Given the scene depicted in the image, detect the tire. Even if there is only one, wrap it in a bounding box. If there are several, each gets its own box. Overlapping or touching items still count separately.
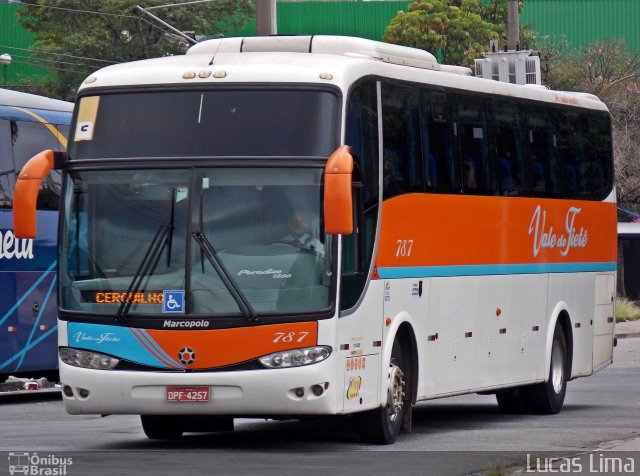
[357,339,406,444]
[496,387,529,414]
[141,415,184,440]
[525,324,568,414]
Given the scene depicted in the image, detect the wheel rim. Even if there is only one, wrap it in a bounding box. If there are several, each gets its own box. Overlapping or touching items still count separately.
[387,362,404,422]
[550,339,565,395]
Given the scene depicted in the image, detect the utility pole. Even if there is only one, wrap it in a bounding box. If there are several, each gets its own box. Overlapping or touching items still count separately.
[507,0,519,51]
[256,0,277,36]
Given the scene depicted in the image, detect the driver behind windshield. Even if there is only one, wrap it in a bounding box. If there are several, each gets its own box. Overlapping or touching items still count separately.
[279,207,325,256]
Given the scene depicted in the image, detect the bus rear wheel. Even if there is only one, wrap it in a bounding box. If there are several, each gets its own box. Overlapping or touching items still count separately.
[525,324,568,414]
[356,340,405,444]
[141,415,184,439]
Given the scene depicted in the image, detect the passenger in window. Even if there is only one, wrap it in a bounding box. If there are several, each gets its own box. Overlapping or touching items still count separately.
[278,207,325,256]
[497,151,520,195]
[462,158,477,190]
[425,150,438,187]
[589,162,605,194]
[533,160,546,194]
[383,149,407,197]
[564,162,577,196]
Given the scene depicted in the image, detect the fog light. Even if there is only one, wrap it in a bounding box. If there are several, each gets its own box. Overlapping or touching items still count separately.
[295,387,304,398]
[62,385,74,397]
[78,388,90,398]
[311,384,323,396]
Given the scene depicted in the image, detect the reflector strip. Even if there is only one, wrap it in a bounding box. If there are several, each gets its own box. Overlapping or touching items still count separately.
[340,344,350,351]
[607,317,614,323]
[499,328,507,334]
[465,332,473,338]
[532,325,540,332]
[372,341,382,347]
[575,322,581,328]
[428,333,438,341]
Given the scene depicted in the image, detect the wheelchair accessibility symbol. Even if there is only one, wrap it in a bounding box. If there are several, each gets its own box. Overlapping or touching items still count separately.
[162,290,185,313]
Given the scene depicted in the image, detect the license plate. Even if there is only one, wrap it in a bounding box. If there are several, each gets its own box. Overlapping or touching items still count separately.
[166,386,210,402]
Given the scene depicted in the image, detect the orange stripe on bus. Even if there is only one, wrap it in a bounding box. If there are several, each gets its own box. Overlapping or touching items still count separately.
[147,321,318,370]
[376,194,617,269]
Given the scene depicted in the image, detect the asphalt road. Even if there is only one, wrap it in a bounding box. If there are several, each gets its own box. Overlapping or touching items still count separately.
[1,336,639,475]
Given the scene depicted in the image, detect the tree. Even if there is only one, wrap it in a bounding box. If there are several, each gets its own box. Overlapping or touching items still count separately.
[540,38,640,208]
[383,0,532,66]
[16,0,254,100]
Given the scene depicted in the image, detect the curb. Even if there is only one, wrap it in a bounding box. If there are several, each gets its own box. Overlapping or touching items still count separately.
[615,332,640,339]
[0,387,61,403]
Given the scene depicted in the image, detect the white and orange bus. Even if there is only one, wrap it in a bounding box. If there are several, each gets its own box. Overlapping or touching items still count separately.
[12,36,616,444]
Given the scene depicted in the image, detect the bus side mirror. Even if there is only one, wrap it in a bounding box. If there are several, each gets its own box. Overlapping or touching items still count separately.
[324,145,354,235]
[13,150,64,239]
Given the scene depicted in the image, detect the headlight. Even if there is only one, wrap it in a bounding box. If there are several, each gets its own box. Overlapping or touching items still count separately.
[59,347,120,370]
[259,346,331,369]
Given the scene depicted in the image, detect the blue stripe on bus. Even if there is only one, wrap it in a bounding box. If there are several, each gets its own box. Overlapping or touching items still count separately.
[15,274,57,371]
[377,262,617,279]
[0,261,57,328]
[0,326,57,370]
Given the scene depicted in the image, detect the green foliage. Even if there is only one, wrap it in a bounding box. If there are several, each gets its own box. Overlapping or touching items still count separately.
[616,298,640,322]
[16,0,254,100]
[383,0,532,66]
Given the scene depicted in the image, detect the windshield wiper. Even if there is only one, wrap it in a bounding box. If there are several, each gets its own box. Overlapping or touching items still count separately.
[116,188,177,322]
[116,223,169,322]
[192,231,259,323]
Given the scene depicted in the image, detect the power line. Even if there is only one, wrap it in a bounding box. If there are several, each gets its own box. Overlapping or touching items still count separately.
[9,58,93,75]
[8,53,97,71]
[146,0,223,10]
[16,1,139,19]
[0,44,118,65]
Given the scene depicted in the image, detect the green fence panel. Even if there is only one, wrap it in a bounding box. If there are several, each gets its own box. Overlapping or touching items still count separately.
[522,0,640,50]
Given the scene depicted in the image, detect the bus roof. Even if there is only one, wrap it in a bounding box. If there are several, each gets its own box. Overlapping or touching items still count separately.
[77,35,608,112]
[0,88,73,112]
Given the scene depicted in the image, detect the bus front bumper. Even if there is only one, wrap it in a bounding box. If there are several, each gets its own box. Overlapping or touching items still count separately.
[59,359,337,416]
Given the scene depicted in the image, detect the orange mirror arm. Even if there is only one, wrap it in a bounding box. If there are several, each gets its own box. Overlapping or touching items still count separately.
[13,150,56,239]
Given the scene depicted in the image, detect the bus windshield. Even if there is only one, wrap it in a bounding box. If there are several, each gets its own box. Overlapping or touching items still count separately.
[59,167,333,318]
[70,89,338,159]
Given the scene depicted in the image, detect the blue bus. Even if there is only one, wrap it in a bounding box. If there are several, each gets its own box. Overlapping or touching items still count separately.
[0,88,72,377]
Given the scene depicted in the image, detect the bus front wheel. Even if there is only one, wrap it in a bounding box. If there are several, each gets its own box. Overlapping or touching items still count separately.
[356,340,405,444]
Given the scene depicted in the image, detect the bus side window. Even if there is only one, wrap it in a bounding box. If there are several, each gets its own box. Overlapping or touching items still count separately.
[422,89,460,193]
[527,106,560,197]
[456,94,493,194]
[557,110,584,199]
[584,113,613,199]
[492,100,527,196]
[382,83,423,198]
[0,120,13,208]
